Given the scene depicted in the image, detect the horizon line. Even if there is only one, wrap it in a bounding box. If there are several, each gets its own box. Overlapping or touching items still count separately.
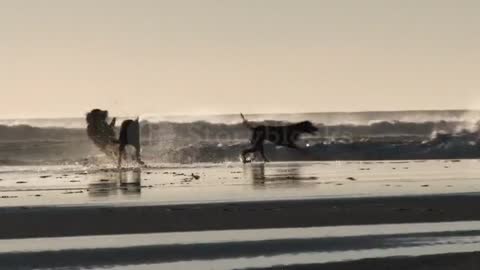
[1,108,480,121]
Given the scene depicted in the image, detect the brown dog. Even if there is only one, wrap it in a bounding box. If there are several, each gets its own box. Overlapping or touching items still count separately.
[118,118,144,167]
[86,109,144,167]
[240,113,318,163]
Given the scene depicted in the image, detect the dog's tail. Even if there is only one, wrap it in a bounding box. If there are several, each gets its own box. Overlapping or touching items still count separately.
[240,113,254,129]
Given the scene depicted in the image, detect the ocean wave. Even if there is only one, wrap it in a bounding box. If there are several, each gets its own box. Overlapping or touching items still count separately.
[157,132,480,163]
[1,111,480,165]
[1,110,480,128]
[0,119,477,143]
[1,130,479,165]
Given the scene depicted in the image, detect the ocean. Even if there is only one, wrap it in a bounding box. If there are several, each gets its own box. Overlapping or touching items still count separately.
[1,110,480,165]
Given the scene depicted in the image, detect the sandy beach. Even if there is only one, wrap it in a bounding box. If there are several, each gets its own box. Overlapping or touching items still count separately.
[1,159,480,207]
[1,160,480,269]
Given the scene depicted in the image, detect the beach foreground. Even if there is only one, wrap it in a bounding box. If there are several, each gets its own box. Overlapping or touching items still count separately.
[2,160,480,269]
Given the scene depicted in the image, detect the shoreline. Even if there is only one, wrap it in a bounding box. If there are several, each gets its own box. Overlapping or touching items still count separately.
[3,193,480,239]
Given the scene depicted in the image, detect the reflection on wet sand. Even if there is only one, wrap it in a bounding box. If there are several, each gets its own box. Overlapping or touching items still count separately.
[245,163,316,188]
[249,163,266,182]
[88,169,142,197]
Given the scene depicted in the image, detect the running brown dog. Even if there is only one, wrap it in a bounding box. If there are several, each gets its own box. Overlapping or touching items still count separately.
[240,113,318,163]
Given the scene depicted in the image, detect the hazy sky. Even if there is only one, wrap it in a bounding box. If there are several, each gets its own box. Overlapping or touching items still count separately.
[1,0,479,118]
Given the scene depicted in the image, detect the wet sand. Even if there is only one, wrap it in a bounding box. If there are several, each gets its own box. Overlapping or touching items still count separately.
[3,221,480,269]
[250,252,480,270]
[2,193,480,239]
[1,159,480,207]
[1,160,480,239]
[2,160,480,268]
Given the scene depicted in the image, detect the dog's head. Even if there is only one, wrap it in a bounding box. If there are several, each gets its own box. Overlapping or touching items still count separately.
[296,121,319,134]
[86,109,109,125]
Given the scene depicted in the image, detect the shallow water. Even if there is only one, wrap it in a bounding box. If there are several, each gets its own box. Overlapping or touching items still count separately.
[1,160,480,207]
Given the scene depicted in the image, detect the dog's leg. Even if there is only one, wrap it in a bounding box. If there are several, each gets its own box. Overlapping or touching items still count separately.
[110,117,116,128]
[259,144,269,162]
[241,149,250,163]
[118,144,125,169]
[135,146,145,166]
[117,154,122,169]
[241,147,256,163]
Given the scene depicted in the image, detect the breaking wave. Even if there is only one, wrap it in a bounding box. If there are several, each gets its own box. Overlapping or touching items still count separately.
[1,110,480,165]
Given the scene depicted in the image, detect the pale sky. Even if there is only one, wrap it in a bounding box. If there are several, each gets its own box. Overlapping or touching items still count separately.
[1,0,480,118]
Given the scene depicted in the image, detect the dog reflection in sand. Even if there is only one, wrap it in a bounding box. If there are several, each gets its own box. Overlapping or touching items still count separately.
[240,113,318,163]
[88,168,142,197]
[86,109,145,168]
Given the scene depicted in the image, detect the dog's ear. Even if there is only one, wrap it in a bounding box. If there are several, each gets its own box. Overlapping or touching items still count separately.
[86,109,101,124]
[299,121,309,127]
[305,121,319,132]
[101,110,108,120]
[297,121,317,133]
[86,112,93,124]
[86,109,107,124]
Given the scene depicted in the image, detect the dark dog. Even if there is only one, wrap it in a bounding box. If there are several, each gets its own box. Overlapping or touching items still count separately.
[118,118,144,168]
[240,113,318,163]
[86,109,118,151]
[86,109,144,168]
